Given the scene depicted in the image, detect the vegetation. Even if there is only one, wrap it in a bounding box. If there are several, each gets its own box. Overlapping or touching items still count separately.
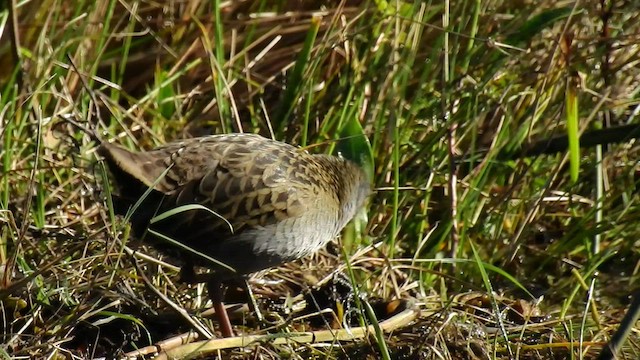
[1,0,639,358]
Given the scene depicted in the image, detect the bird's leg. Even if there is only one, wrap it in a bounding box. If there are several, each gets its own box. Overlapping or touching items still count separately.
[207,279,234,338]
[179,263,198,283]
[182,264,234,337]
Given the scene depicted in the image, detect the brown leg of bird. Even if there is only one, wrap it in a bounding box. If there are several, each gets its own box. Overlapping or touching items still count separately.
[208,280,234,337]
[179,264,197,283]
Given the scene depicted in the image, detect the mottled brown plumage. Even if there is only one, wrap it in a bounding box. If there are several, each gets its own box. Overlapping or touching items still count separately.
[98,133,370,280]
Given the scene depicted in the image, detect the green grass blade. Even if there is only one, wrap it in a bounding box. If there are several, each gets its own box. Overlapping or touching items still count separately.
[566,78,580,183]
[275,16,321,131]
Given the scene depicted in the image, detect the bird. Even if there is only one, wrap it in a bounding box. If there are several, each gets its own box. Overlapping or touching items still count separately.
[97,133,371,337]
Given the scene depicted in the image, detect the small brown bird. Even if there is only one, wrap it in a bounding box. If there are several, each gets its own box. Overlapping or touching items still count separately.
[98,133,371,337]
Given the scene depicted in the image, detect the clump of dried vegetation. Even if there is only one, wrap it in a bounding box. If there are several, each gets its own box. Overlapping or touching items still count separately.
[1,0,640,359]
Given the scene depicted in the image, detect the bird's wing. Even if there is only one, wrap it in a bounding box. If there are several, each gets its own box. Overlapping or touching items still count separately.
[101,134,311,235]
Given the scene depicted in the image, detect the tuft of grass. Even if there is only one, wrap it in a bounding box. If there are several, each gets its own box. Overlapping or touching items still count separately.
[2,0,640,358]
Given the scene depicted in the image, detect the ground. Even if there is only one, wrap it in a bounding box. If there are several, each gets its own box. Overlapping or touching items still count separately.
[1,1,639,359]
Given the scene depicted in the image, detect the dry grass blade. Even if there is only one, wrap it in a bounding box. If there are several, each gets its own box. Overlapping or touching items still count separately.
[2,0,640,358]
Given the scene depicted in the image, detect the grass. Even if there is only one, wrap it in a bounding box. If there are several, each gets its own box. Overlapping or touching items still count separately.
[2,0,640,358]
